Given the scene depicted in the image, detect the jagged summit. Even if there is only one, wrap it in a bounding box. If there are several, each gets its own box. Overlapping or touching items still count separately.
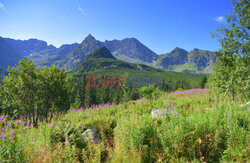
[169,47,188,55]
[86,34,96,40]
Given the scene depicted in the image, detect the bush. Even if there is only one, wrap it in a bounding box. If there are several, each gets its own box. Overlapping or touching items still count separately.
[139,85,161,99]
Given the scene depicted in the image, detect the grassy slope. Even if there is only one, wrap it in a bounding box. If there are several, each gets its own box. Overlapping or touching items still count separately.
[0,90,249,162]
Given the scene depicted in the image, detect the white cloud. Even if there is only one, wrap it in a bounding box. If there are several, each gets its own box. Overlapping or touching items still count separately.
[0,2,4,8]
[0,1,7,11]
[215,16,225,23]
[78,7,87,16]
[75,0,87,16]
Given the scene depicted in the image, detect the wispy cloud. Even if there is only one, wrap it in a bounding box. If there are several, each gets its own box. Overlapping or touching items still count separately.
[0,2,4,9]
[215,16,225,23]
[0,2,7,12]
[75,0,87,16]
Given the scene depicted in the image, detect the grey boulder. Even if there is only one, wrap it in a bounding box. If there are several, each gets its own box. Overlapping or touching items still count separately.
[82,129,100,145]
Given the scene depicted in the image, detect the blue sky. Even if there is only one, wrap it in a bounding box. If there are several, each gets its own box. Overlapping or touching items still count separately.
[0,0,233,54]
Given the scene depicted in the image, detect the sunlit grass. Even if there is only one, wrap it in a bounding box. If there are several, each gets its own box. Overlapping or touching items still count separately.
[0,89,249,162]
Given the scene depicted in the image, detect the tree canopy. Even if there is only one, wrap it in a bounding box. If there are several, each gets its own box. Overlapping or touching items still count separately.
[0,58,73,125]
[209,0,250,100]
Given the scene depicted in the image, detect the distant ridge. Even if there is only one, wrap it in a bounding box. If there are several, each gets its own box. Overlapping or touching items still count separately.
[0,34,217,74]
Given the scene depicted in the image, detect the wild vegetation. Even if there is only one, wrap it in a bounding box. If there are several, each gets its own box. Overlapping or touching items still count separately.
[0,0,249,162]
[0,89,249,162]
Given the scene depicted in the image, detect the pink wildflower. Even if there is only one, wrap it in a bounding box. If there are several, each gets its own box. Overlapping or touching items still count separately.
[0,133,6,139]
[227,113,230,121]
[49,124,54,128]
[0,115,4,120]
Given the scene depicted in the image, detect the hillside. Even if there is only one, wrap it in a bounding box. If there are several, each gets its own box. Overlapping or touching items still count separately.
[156,47,188,68]
[74,47,160,73]
[63,34,104,70]
[0,89,248,162]
[28,43,79,67]
[0,36,57,68]
[156,48,216,73]
[0,37,22,68]
[62,35,159,70]
[105,38,158,63]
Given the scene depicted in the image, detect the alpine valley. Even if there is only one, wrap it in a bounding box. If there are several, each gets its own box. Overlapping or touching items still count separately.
[0,34,216,74]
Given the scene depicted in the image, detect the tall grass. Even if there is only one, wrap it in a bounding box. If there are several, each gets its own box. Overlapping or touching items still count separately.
[0,89,249,162]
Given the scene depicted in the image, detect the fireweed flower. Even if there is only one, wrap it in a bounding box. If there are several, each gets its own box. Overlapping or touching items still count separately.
[168,102,170,106]
[0,133,6,139]
[26,126,30,129]
[39,122,41,126]
[49,124,54,128]
[0,115,4,120]
[162,108,166,112]
[8,123,12,128]
[31,123,33,128]
[9,132,13,136]
[32,138,35,142]
[171,106,174,109]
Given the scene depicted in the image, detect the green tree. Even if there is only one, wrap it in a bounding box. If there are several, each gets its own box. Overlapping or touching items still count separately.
[209,0,250,100]
[130,87,140,100]
[0,58,73,124]
[200,75,208,88]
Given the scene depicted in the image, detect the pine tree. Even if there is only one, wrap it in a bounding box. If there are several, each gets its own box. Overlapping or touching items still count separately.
[200,75,208,88]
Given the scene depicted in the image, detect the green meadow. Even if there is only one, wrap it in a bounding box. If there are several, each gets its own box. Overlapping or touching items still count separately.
[0,89,249,162]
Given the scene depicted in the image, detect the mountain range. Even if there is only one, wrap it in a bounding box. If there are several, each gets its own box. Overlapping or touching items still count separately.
[0,34,217,74]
